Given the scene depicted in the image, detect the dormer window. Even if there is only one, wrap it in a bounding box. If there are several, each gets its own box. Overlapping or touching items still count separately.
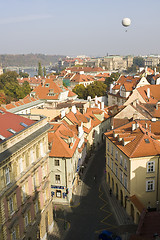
[45,83,50,87]
[0,134,5,140]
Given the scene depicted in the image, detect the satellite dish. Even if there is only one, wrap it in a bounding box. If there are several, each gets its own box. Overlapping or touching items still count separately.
[122,18,131,27]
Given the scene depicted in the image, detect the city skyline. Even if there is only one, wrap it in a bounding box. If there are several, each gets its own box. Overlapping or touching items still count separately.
[1,0,160,57]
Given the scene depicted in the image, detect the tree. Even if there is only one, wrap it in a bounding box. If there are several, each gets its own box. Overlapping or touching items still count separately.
[0,71,32,104]
[110,72,120,81]
[22,81,31,95]
[72,84,86,99]
[105,77,114,91]
[43,66,46,77]
[73,81,107,100]
[133,57,145,67]
[38,62,43,77]
[19,72,29,78]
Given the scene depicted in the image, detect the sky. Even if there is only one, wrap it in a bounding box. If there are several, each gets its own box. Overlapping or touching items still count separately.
[1,0,160,57]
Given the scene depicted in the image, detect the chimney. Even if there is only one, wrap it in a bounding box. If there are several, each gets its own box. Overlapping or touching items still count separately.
[132,123,136,131]
[145,123,148,129]
[101,102,104,110]
[87,96,91,102]
[71,105,77,114]
[61,110,65,118]
[147,88,150,99]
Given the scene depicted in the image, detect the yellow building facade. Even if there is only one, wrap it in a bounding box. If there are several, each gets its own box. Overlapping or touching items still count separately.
[105,120,160,224]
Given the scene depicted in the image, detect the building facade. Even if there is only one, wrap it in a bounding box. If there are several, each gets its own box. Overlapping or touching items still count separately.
[105,120,160,224]
[0,111,53,240]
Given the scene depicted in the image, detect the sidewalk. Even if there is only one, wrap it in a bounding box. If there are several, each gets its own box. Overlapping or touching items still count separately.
[102,175,137,239]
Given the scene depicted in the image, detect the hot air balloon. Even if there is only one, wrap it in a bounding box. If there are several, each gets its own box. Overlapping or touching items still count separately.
[122,18,131,32]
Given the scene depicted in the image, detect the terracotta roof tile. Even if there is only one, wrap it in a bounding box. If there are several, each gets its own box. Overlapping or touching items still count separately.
[105,120,160,158]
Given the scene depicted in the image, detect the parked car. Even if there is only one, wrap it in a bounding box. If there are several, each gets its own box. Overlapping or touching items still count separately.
[99,230,122,240]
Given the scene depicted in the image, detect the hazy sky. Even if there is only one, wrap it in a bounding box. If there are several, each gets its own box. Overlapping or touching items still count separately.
[1,0,160,57]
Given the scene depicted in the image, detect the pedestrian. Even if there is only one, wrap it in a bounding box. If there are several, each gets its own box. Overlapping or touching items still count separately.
[109,188,112,196]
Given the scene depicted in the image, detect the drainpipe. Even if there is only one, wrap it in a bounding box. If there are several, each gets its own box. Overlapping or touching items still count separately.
[64,158,68,189]
[156,156,159,211]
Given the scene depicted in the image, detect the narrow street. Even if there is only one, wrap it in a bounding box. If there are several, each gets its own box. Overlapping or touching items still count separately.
[63,143,118,240]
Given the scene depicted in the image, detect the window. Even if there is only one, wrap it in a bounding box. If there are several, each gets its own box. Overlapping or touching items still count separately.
[11,229,16,240]
[55,175,60,184]
[124,175,127,189]
[40,142,45,157]
[11,225,19,240]
[124,159,127,170]
[115,151,118,161]
[24,214,28,227]
[22,182,28,202]
[120,155,123,166]
[8,128,16,134]
[55,159,60,166]
[56,190,62,198]
[111,146,113,156]
[19,158,23,173]
[5,167,10,185]
[147,161,155,172]
[24,211,31,228]
[107,142,109,152]
[34,200,39,214]
[33,175,36,190]
[115,165,118,177]
[9,197,14,215]
[20,122,28,128]
[111,160,113,171]
[30,149,34,164]
[146,180,155,191]
[107,155,110,167]
[33,172,39,190]
[120,170,123,183]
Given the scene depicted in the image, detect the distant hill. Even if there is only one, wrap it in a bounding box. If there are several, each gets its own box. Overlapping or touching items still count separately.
[0,54,65,67]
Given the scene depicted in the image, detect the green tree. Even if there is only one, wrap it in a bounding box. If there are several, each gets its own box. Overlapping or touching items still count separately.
[22,81,31,95]
[43,66,46,77]
[110,72,120,81]
[19,72,29,78]
[89,81,107,97]
[133,57,145,67]
[72,84,86,99]
[105,77,114,91]
[73,81,107,100]
[38,62,43,77]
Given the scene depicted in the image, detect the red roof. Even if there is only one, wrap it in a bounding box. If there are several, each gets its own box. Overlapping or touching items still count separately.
[0,110,35,140]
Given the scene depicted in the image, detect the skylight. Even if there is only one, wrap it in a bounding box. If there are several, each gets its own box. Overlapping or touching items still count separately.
[8,128,16,134]
[0,109,4,114]
[20,122,28,128]
[0,134,5,140]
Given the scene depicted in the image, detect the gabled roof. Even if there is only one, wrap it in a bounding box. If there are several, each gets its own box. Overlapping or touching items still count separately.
[70,73,95,83]
[105,120,160,158]
[48,122,79,158]
[137,85,160,104]
[30,78,76,100]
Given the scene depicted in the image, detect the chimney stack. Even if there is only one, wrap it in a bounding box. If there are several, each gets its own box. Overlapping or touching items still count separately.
[147,88,150,99]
